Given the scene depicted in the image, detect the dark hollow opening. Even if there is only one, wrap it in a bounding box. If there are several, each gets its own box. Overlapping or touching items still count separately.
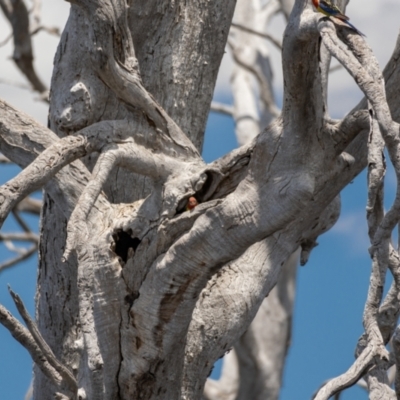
[112,230,141,263]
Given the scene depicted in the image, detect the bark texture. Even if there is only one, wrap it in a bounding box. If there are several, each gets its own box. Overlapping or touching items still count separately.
[1,0,400,399]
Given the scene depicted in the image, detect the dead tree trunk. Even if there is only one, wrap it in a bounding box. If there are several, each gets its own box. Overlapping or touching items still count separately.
[1,1,400,399]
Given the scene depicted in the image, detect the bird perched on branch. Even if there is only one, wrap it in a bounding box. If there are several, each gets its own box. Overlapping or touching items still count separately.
[311,0,365,36]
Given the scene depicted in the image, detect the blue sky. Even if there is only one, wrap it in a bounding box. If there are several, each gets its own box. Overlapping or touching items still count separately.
[1,1,400,399]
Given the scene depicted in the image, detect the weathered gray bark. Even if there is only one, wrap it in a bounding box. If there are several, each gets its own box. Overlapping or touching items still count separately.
[1,0,400,399]
[37,1,237,399]
[203,250,299,400]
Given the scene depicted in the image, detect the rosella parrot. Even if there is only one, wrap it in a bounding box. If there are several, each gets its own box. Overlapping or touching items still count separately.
[186,196,199,211]
[311,0,365,36]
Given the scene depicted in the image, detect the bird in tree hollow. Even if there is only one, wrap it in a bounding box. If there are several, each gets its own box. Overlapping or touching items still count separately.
[311,0,365,36]
[186,196,199,211]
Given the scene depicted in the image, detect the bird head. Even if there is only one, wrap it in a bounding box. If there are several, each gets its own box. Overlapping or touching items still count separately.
[186,196,199,211]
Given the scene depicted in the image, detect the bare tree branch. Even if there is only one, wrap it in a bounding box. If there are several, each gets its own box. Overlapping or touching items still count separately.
[8,288,77,393]
[203,350,239,400]
[0,244,37,273]
[14,197,42,215]
[31,0,41,31]
[210,102,234,116]
[230,22,282,50]
[228,38,280,122]
[0,77,31,90]
[329,64,342,73]
[0,0,47,94]
[0,232,38,242]
[0,303,65,390]
[0,31,12,47]
[30,24,60,37]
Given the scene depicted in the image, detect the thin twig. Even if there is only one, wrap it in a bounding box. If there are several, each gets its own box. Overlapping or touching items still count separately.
[0,78,31,90]
[30,25,60,37]
[0,32,12,47]
[228,39,280,117]
[0,232,39,242]
[329,64,342,73]
[12,209,32,232]
[31,0,42,31]
[4,239,27,254]
[0,303,64,387]
[0,245,37,273]
[231,22,282,50]
[0,0,47,94]
[9,288,78,393]
[0,78,49,102]
[14,197,42,215]
[210,102,234,116]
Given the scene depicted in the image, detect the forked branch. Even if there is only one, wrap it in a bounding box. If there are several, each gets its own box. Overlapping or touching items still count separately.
[0,289,77,397]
